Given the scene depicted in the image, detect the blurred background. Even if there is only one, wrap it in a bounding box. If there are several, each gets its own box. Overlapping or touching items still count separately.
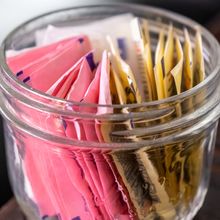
[0,0,219,212]
[0,0,220,43]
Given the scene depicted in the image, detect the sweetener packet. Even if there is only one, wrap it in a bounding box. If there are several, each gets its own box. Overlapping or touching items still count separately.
[154,30,165,100]
[7,37,76,74]
[8,58,68,218]
[46,54,84,97]
[15,104,95,218]
[9,35,91,92]
[194,30,205,85]
[95,51,113,142]
[163,25,174,98]
[107,36,142,104]
[171,36,183,96]
[141,19,157,100]
[13,40,76,83]
[183,29,193,91]
[29,36,90,92]
[64,53,96,140]
[135,148,176,219]
[182,29,194,116]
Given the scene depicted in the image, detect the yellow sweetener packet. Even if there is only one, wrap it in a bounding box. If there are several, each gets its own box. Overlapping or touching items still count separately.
[110,64,127,105]
[171,35,183,96]
[141,19,157,100]
[194,29,205,85]
[163,25,175,98]
[140,18,151,44]
[154,30,165,100]
[130,18,155,101]
[135,147,177,219]
[107,35,142,104]
[183,28,193,90]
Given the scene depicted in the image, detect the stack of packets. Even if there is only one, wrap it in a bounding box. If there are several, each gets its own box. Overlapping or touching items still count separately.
[7,14,205,220]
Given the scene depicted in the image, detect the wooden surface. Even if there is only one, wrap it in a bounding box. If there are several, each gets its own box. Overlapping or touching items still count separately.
[0,199,25,220]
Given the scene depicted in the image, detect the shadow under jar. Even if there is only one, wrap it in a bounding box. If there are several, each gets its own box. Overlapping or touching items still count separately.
[0,4,220,220]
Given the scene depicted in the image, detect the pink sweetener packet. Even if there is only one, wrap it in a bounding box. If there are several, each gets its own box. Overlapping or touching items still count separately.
[95,51,112,142]
[28,36,90,92]
[8,36,91,92]
[44,146,101,220]
[15,37,86,83]
[17,105,68,218]
[65,53,96,101]
[7,37,79,74]
[64,53,96,140]
[74,150,110,219]
[92,151,130,219]
[46,53,84,97]
[80,63,101,141]
[24,135,96,220]
[77,63,111,218]
[23,140,57,217]
[21,103,100,219]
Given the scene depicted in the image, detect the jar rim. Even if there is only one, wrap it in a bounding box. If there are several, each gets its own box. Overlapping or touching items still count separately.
[0,3,220,111]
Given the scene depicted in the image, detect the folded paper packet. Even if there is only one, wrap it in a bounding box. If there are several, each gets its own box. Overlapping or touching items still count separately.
[7,13,205,220]
[9,36,91,92]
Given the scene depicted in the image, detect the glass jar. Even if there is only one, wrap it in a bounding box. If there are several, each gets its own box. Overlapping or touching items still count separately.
[0,3,220,220]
